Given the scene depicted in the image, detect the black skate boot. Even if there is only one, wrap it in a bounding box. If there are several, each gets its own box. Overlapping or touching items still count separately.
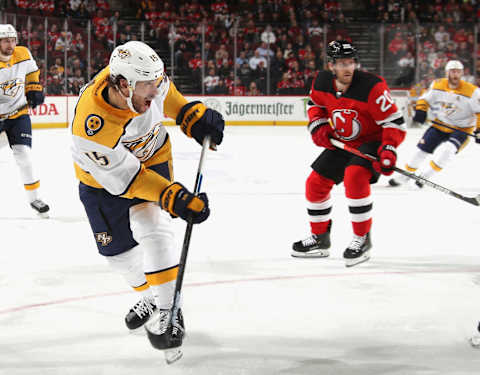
[291,222,331,258]
[388,178,401,187]
[146,308,185,364]
[125,297,157,330]
[414,180,424,189]
[343,232,372,267]
[30,199,50,218]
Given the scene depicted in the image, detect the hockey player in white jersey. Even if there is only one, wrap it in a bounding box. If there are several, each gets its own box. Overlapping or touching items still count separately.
[0,24,49,216]
[71,41,224,361]
[389,60,480,187]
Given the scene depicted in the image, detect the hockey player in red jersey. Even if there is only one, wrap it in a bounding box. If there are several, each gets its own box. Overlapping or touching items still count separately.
[291,40,406,267]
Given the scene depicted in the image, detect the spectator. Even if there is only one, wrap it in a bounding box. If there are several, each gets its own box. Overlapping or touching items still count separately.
[261,25,276,45]
[249,50,267,70]
[235,50,248,68]
[246,81,262,96]
[212,78,229,94]
[255,42,274,60]
[395,51,415,86]
[204,68,220,93]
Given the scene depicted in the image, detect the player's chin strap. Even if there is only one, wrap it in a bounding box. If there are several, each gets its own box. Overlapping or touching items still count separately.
[116,84,138,113]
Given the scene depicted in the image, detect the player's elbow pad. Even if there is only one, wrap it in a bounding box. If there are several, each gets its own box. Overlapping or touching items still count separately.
[413,109,427,124]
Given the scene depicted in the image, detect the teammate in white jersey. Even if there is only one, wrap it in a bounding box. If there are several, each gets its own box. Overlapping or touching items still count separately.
[389,60,480,187]
[0,24,49,216]
[71,41,224,357]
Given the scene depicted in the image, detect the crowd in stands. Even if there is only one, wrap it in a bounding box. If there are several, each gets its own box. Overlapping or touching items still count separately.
[6,0,480,96]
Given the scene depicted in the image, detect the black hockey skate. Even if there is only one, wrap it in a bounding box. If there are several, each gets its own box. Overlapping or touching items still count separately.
[30,199,50,218]
[125,297,157,330]
[146,308,185,364]
[343,232,372,267]
[291,222,331,258]
[414,180,424,189]
[388,178,401,187]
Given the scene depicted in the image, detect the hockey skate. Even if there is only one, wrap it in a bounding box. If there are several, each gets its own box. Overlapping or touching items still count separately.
[291,222,331,258]
[145,308,185,364]
[30,199,50,218]
[125,297,157,330]
[388,178,402,187]
[469,322,480,348]
[343,232,372,267]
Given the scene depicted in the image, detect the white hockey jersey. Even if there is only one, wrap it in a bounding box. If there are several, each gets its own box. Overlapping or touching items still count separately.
[0,46,39,118]
[71,66,191,202]
[416,78,480,131]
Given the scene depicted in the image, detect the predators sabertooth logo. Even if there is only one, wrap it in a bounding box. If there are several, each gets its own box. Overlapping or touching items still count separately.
[95,232,112,246]
[0,78,23,97]
[116,48,131,59]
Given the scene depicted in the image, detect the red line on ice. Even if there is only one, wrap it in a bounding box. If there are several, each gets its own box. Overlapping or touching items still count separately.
[1,268,479,314]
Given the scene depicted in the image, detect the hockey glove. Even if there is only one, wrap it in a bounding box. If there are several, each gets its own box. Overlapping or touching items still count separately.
[412,109,427,125]
[373,144,397,176]
[474,129,480,144]
[159,182,210,224]
[177,101,224,147]
[25,83,44,109]
[311,123,335,150]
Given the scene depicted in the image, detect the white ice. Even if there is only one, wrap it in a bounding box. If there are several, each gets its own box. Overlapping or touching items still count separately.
[1,126,480,375]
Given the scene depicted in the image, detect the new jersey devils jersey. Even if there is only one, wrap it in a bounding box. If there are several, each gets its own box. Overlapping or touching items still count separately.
[308,70,406,148]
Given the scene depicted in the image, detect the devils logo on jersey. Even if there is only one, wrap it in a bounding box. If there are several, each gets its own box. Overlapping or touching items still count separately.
[331,109,361,141]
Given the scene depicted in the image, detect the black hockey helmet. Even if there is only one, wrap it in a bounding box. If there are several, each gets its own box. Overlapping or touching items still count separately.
[327,40,358,63]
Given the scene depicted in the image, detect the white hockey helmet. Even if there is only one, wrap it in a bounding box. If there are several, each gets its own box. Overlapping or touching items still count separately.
[109,41,164,113]
[109,41,164,90]
[445,60,464,72]
[0,24,17,40]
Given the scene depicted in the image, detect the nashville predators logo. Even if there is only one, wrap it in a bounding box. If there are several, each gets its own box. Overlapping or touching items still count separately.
[95,232,112,246]
[441,102,457,117]
[116,48,131,59]
[85,114,104,136]
[331,109,361,141]
[122,123,162,161]
[0,78,23,97]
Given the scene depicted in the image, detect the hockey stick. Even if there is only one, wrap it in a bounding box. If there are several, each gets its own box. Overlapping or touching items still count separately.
[430,119,477,139]
[146,136,211,362]
[330,138,480,206]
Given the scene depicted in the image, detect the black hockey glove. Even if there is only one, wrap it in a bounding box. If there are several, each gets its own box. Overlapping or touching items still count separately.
[25,83,45,109]
[159,182,210,224]
[177,101,225,147]
[412,109,427,125]
[474,129,480,144]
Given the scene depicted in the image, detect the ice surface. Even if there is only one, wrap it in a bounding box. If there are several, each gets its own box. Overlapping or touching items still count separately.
[1,126,480,374]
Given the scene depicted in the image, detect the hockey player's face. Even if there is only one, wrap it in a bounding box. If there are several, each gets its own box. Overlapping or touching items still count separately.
[0,37,16,56]
[332,58,355,85]
[447,69,462,87]
[132,79,159,113]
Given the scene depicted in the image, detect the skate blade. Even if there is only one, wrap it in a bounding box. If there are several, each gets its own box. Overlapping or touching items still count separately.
[36,211,50,219]
[291,249,330,258]
[345,251,371,268]
[164,348,183,364]
[469,335,480,348]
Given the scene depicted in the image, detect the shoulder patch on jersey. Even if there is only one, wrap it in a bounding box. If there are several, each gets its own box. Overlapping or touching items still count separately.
[85,114,104,136]
[344,70,382,102]
[313,70,335,93]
